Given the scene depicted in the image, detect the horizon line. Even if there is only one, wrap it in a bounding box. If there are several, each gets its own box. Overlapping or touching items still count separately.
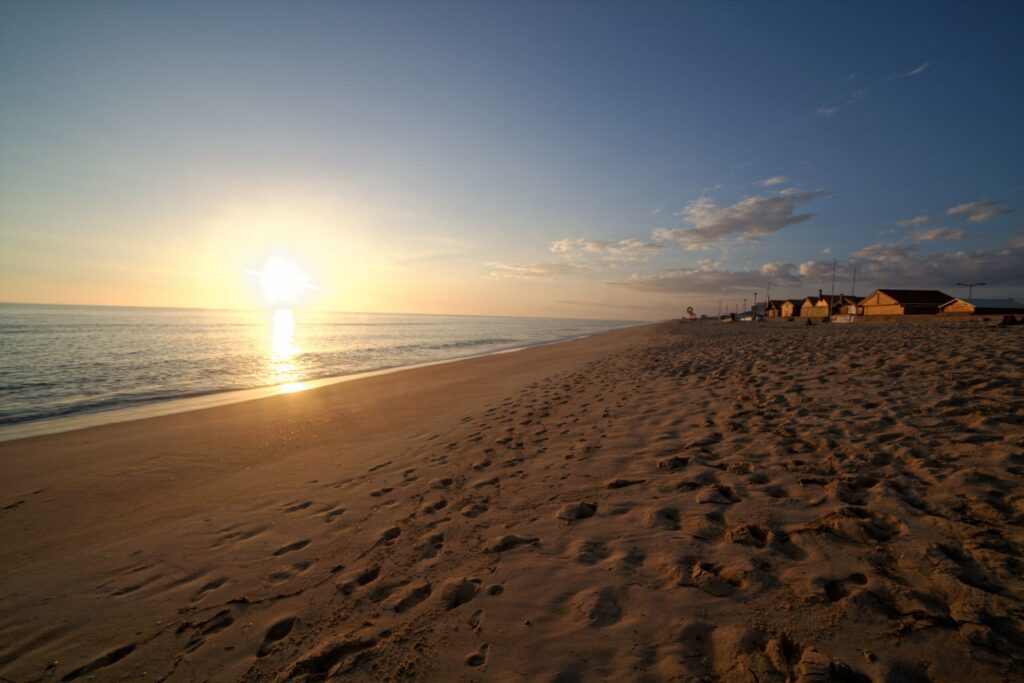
[0,300,655,324]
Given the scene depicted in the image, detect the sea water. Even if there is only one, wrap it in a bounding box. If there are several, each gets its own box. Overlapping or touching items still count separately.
[0,304,637,432]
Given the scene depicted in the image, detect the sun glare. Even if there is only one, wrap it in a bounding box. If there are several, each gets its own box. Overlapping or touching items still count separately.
[244,257,318,307]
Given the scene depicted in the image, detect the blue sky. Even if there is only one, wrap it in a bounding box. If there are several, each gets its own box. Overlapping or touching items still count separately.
[1,1,1021,318]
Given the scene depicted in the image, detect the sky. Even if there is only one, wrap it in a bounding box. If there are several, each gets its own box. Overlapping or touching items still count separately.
[1,1,1022,321]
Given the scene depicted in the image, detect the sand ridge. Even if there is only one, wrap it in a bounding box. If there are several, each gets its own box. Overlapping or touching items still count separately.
[1,321,1022,681]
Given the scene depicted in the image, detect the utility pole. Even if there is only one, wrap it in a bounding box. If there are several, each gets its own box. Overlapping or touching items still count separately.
[851,267,857,298]
[828,258,837,322]
[956,282,986,299]
[753,291,758,320]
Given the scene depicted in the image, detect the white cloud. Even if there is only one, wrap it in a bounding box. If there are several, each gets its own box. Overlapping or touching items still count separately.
[821,247,832,255]
[816,90,864,117]
[653,189,825,250]
[554,299,670,313]
[796,240,1024,290]
[550,238,664,262]
[610,262,801,294]
[797,260,843,281]
[947,199,1013,223]
[841,239,1024,287]
[756,176,787,187]
[612,238,1024,295]
[912,227,964,242]
[894,214,931,228]
[486,262,587,279]
[890,62,930,80]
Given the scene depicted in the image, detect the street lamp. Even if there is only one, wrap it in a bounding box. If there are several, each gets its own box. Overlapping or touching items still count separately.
[956,282,986,299]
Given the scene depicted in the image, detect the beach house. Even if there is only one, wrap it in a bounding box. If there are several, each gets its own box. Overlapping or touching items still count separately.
[859,289,953,316]
[940,298,1024,315]
[780,299,804,318]
[800,292,857,318]
[764,300,785,318]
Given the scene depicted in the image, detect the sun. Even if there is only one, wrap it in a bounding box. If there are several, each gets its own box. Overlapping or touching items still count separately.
[244,257,317,307]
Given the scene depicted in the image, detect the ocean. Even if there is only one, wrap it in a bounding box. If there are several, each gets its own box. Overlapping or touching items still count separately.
[0,304,637,435]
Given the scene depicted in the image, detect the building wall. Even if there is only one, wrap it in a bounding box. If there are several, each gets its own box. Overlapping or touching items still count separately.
[805,303,830,317]
[941,300,974,314]
[862,303,904,315]
[781,302,799,317]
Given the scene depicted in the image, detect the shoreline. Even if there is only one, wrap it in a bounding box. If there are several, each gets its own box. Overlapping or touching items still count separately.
[0,321,648,443]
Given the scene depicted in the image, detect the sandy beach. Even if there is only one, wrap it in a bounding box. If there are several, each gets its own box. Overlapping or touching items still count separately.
[1,321,1022,682]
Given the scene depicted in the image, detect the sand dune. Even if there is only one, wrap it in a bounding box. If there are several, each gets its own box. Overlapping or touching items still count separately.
[1,321,1022,681]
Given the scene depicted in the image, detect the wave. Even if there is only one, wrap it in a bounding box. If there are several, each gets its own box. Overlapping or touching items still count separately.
[0,308,638,430]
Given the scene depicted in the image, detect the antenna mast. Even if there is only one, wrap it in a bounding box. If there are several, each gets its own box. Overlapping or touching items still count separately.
[828,258,837,321]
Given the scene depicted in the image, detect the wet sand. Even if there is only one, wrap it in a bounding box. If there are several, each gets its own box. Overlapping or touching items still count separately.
[1,321,1022,681]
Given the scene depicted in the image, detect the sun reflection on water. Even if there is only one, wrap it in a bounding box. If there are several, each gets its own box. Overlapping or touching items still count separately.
[267,308,307,390]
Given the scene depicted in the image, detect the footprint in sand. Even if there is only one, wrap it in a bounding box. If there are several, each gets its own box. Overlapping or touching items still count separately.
[440,578,480,610]
[572,588,622,627]
[460,498,490,518]
[269,560,314,582]
[657,455,689,471]
[421,498,448,514]
[211,525,265,548]
[369,579,411,603]
[257,617,296,658]
[393,583,432,612]
[728,523,770,548]
[575,540,611,565]
[822,573,868,602]
[191,576,229,602]
[669,558,742,597]
[324,508,346,523]
[557,501,597,521]
[488,535,539,552]
[272,540,310,557]
[647,506,681,530]
[696,484,739,505]
[337,565,380,594]
[59,643,136,682]
[181,609,234,652]
[465,643,489,667]
[419,533,445,560]
[605,478,645,489]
